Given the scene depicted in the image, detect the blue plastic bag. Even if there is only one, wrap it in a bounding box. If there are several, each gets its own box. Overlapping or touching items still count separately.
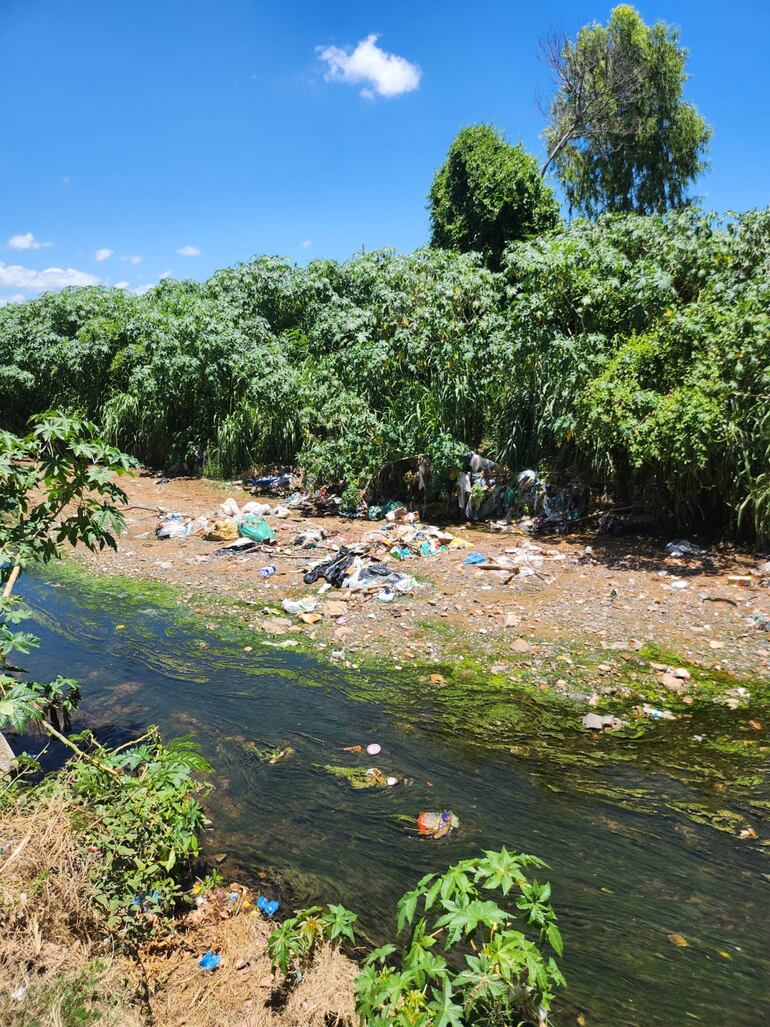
[198,949,221,971]
[463,551,486,565]
[257,895,280,917]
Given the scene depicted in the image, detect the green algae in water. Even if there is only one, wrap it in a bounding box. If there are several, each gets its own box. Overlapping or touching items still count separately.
[322,764,400,789]
[246,744,295,765]
[34,559,770,842]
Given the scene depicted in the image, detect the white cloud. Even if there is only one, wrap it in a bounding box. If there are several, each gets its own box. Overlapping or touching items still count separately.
[302,239,313,247]
[114,281,129,289]
[7,232,53,250]
[0,261,99,291]
[0,293,26,306]
[176,244,200,256]
[317,34,421,98]
[159,270,173,279]
[95,247,113,261]
[134,283,156,296]
[121,254,143,265]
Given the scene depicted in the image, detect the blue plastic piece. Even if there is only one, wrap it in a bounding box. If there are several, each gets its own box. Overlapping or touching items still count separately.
[463,551,486,565]
[257,895,280,917]
[198,949,221,971]
[130,888,161,909]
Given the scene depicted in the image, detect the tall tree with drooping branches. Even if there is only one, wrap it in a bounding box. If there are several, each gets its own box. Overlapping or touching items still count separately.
[541,4,711,216]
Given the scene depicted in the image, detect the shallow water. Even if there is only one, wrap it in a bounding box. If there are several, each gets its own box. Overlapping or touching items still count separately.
[17,572,770,1025]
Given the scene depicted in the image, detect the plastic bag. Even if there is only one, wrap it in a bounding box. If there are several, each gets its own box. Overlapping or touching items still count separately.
[464,551,486,565]
[218,498,241,518]
[157,519,188,539]
[186,515,210,536]
[239,515,275,543]
[243,501,271,516]
[282,597,316,616]
[205,517,239,542]
[416,811,459,839]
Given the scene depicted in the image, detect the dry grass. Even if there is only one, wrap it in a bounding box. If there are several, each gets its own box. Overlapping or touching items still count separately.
[0,791,141,1027]
[134,887,358,1027]
[0,793,98,993]
[0,795,358,1027]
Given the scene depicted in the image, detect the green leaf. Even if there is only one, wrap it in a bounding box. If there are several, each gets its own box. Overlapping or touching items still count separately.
[429,976,464,1027]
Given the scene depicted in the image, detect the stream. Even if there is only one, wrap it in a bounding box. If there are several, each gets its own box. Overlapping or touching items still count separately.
[17,570,770,1026]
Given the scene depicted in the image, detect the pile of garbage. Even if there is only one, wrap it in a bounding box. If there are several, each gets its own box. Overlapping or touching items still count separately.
[246,469,302,496]
[154,488,552,599]
[238,453,591,537]
[513,469,588,532]
[303,545,418,599]
[156,497,281,544]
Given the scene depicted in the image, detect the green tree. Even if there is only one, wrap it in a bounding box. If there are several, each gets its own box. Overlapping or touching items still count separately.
[541,4,711,215]
[428,125,560,269]
[1,411,136,763]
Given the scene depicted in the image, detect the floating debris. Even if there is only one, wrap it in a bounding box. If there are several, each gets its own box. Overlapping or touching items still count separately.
[416,810,459,839]
[323,765,402,789]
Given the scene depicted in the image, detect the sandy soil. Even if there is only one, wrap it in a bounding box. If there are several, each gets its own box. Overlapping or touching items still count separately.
[71,471,770,685]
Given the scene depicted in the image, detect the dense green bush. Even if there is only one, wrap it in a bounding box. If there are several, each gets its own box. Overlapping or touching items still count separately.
[428,125,560,269]
[1,209,768,541]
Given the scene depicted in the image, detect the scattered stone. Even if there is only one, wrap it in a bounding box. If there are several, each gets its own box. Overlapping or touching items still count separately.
[661,672,685,691]
[582,713,624,731]
[262,618,292,635]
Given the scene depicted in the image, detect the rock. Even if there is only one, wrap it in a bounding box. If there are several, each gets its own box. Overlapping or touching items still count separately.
[582,713,623,731]
[262,618,293,635]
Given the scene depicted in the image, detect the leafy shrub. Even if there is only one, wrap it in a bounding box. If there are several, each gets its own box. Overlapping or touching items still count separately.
[0,413,209,940]
[429,125,560,269]
[357,848,564,1026]
[268,903,358,976]
[268,849,564,1027]
[65,730,211,935]
[1,210,769,542]
[2,731,211,940]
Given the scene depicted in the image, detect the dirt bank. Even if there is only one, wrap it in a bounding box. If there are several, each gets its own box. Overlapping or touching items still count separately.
[74,472,770,689]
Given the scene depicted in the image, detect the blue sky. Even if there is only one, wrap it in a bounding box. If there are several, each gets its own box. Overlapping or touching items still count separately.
[1,0,768,303]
